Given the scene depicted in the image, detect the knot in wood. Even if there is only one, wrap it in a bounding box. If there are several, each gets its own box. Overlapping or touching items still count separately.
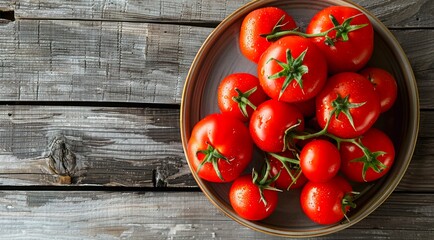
[48,136,76,180]
[153,167,168,188]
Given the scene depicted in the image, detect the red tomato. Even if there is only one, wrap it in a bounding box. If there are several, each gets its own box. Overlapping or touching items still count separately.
[250,99,304,153]
[217,73,268,122]
[240,7,297,63]
[340,128,395,182]
[300,139,341,183]
[229,174,279,220]
[306,6,374,74]
[268,151,307,190]
[187,113,253,182]
[316,72,381,139]
[300,176,354,225]
[359,67,398,113]
[257,36,328,102]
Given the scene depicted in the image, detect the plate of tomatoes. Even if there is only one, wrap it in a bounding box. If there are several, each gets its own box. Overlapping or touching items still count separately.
[180,0,419,237]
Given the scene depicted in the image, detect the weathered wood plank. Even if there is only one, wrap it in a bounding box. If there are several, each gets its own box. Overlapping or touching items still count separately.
[0,20,433,107]
[393,29,434,110]
[358,0,434,28]
[2,0,251,24]
[0,104,432,191]
[1,0,432,28]
[0,19,210,103]
[0,105,195,187]
[0,191,432,239]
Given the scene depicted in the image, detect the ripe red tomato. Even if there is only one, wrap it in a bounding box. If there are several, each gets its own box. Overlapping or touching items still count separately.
[359,67,398,113]
[268,151,307,190]
[217,73,268,122]
[250,99,304,153]
[316,72,381,139]
[300,176,354,225]
[240,7,297,63]
[306,6,374,74]
[187,113,253,182]
[300,139,341,183]
[229,174,279,220]
[340,128,395,182]
[257,36,328,102]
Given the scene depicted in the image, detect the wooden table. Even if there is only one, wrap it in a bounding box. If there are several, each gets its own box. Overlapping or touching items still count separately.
[0,0,432,239]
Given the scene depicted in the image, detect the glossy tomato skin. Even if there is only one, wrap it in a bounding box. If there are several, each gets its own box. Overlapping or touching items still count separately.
[187,113,253,183]
[240,7,297,63]
[340,128,395,182]
[359,67,398,113]
[258,36,328,102]
[250,99,304,153]
[316,72,381,139]
[229,174,278,220]
[217,73,268,122]
[300,176,353,225]
[268,151,308,189]
[306,6,374,74]
[300,139,341,183]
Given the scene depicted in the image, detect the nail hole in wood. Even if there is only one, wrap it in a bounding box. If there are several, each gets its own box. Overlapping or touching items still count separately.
[0,10,15,22]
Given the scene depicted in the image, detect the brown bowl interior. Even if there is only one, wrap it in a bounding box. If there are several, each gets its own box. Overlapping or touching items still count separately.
[180,0,419,237]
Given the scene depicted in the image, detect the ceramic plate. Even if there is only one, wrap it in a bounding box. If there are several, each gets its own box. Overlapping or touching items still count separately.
[180,0,419,237]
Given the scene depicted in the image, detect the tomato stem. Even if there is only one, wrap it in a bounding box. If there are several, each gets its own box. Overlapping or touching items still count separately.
[267,48,309,100]
[292,110,333,141]
[332,94,366,131]
[263,13,368,45]
[196,143,232,181]
[283,119,303,151]
[342,191,358,222]
[259,14,297,41]
[293,91,366,142]
[268,152,303,191]
[268,152,300,165]
[232,87,258,118]
[252,158,282,206]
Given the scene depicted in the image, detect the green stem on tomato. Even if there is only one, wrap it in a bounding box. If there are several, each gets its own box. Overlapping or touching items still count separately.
[292,109,335,141]
[252,158,282,206]
[267,151,303,190]
[232,87,258,118]
[265,29,327,41]
[196,142,232,181]
[342,191,358,223]
[263,13,368,46]
[267,152,298,182]
[268,152,300,165]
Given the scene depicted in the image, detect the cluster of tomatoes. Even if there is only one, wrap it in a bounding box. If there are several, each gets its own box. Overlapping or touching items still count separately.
[187,6,398,225]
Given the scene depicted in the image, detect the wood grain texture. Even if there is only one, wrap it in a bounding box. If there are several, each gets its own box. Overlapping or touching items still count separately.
[3,0,252,24]
[0,191,432,239]
[0,0,432,239]
[0,19,210,103]
[358,0,434,28]
[394,29,434,110]
[1,0,432,28]
[0,19,433,106]
[0,105,196,187]
[0,104,432,191]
